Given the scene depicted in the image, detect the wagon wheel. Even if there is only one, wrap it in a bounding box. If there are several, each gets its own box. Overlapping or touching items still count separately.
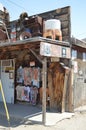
[20,31,32,40]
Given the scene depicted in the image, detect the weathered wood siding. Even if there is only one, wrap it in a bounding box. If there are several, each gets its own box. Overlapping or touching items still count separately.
[39,6,71,42]
[73,59,86,108]
[48,62,65,111]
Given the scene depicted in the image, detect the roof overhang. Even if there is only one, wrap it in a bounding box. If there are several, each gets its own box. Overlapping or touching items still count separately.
[71,37,86,49]
[0,36,70,48]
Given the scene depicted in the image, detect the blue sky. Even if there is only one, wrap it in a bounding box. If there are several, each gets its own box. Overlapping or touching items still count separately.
[0,0,86,39]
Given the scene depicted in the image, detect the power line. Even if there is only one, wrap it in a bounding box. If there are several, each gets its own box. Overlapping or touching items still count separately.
[73,32,86,38]
[7,0,27,11]
[77,32,86,36]
[6,0,36,19]
[2,0,34,20]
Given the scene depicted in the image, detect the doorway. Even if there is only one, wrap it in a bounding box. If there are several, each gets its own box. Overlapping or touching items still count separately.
[0,59,15,104]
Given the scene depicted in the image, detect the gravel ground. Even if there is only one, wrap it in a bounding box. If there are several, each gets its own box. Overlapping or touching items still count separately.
[0,112,86,130]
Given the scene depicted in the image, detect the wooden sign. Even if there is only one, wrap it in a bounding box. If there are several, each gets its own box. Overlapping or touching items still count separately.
[40,42,71,59]
[51,57,59,62]
[30,61,35,66]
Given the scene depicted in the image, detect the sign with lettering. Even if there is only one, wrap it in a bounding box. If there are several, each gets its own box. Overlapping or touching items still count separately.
[40,42,71,59]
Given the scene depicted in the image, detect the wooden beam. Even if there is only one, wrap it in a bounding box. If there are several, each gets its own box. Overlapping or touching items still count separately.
[29,48,43,64]
[0,42,40,52]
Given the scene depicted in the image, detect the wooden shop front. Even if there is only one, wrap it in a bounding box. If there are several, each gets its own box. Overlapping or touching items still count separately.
[0,37,72,125]
[0,36,71,109]
[0,5,72,125]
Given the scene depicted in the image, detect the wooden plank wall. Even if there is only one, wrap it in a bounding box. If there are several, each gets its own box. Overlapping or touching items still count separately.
[39,6,71,42]
[48,62,65,111]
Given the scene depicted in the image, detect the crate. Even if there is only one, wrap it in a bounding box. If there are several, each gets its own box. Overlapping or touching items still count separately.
[43,29,62,41]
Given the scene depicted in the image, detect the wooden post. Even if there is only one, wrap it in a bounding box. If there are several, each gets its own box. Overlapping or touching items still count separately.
[61,71,67,112]
[62,68,69,112]
[42,57,47,125]
[68,68,74,112]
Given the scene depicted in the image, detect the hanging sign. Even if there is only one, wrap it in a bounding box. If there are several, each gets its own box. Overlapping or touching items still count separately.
[73,61,78,73]
[40,42,71,59]
[51,57,59,62]
[30,61,35,66]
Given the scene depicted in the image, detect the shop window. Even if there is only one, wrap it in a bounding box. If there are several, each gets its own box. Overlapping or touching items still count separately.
[83,52,86,61]
[71,49,77,60]
[77,51,83,59]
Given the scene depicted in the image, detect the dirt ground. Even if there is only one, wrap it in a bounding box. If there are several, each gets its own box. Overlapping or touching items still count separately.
[0,112,86,130]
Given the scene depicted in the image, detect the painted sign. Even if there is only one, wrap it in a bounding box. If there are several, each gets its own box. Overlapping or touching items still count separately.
[40,42,71,59]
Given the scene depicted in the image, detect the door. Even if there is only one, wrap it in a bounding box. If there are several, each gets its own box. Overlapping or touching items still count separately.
[0,59,15,104]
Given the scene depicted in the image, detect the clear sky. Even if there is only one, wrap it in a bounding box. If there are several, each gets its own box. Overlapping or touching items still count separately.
[0,0,86,40]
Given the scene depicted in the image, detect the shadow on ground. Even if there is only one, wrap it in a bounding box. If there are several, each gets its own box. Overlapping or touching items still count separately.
[0,102,43,128]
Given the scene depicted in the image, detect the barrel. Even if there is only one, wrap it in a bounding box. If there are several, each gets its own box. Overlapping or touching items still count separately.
[43,19,62,41]
[44,19,61,30]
